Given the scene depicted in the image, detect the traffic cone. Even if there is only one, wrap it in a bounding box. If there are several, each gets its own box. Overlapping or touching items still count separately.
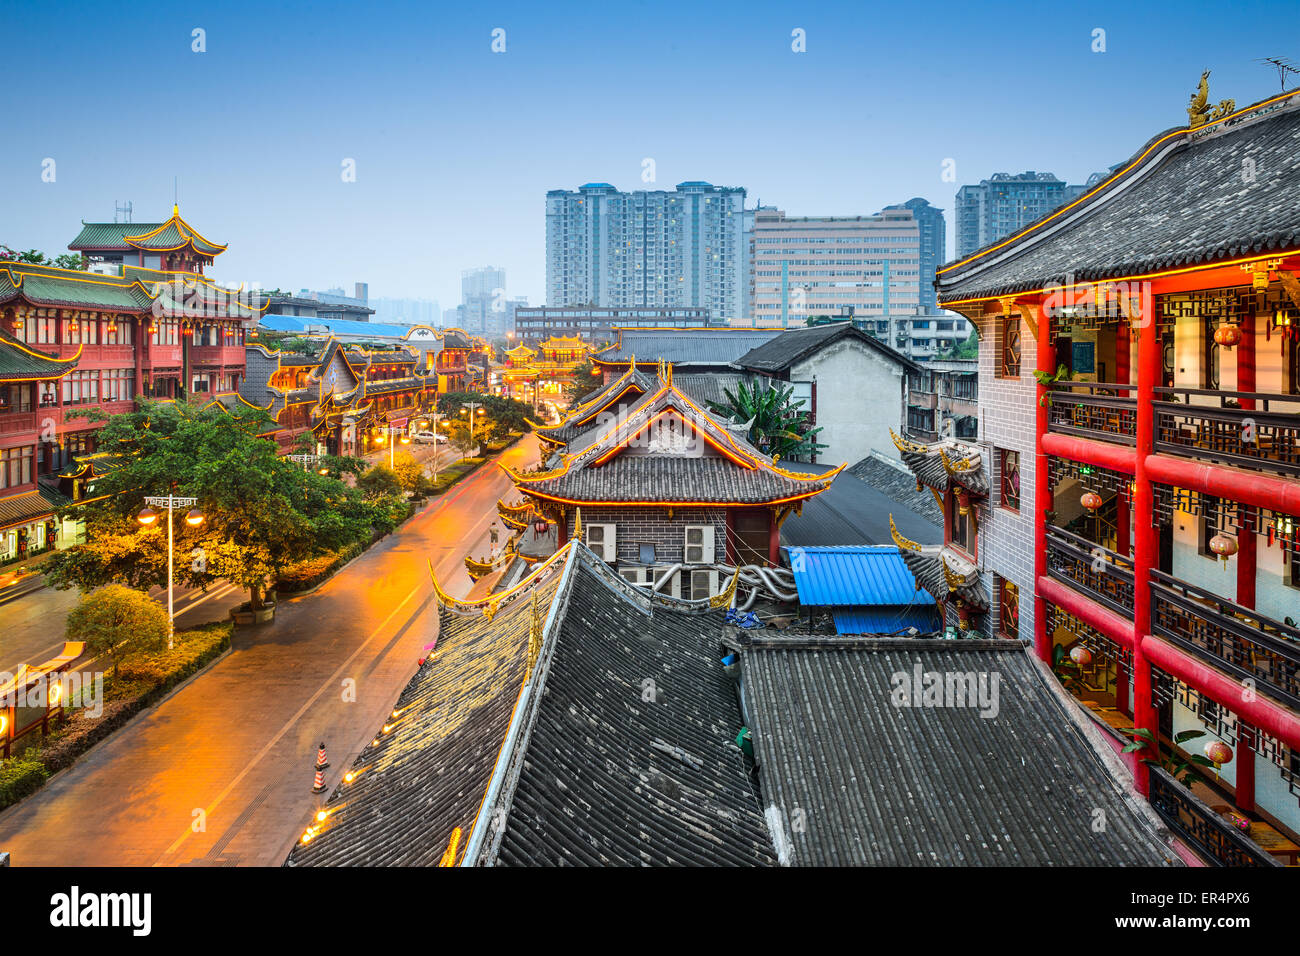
[315,742,329,771]
[312,768,326,794]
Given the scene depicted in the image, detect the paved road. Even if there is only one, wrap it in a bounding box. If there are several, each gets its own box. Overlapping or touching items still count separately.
[0,442,462,678]
[0,435,540,866]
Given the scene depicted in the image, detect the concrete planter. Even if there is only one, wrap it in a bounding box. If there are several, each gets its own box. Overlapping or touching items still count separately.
[231,602,277,625]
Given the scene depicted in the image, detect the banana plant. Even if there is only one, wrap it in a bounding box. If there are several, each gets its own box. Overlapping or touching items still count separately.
[708,379,826,460]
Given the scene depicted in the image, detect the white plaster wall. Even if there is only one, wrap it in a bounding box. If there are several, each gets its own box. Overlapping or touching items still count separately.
[790,339,905,467]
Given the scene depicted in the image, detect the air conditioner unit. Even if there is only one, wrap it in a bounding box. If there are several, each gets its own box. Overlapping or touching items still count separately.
[586,523,617,563]
[683,525,714,565]
[619,566,652,587]
[680,568,719,601]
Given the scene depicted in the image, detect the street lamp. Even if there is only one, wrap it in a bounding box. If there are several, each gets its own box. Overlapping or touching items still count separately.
[138,494,202,650]
[460,402,485,449]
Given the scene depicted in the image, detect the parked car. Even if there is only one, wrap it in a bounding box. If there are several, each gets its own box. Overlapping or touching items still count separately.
[412,430,447,444]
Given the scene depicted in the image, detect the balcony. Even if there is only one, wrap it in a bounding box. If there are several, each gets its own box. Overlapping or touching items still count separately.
[1047,383,1137,446]
[907,390,937,410]
[1154,387,1300,479]
[1045,525,1134,615]
[1148,767,1282,866]
[0,410,38,435]
[1149,569,1300,710]
[189,344,245,367]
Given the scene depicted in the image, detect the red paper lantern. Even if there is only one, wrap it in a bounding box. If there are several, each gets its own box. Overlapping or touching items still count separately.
[1209,533,1238,561]
[1204,740,1233,767]
[1213,324,1242,348]
[1080,490,1103,511]
[1069,646,1092,667]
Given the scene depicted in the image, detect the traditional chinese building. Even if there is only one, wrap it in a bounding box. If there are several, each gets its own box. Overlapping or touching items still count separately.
[926,84,1300,862]
[0,208,262,560]
[239,337,435,455]
[503,363,840,598]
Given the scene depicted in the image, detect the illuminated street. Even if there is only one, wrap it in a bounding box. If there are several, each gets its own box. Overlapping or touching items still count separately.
[0,436,538,866]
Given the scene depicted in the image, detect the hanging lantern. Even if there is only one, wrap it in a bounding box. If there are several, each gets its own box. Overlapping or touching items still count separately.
[1080,490,1104,511]
[956,488,971,517]
[107,317,117,334]
[1204,740,1233,768]
[12,313,22,332]
[533,516,549,535]
[1069,645,1092,667]
[1209,532,1238,562]
[68,316,79,334]
[1213,324,1242,349]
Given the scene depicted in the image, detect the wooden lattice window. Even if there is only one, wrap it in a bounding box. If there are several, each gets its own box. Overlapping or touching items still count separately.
[999,314,1021,378]
[999,448,1020,512]
[998,577,1020,640]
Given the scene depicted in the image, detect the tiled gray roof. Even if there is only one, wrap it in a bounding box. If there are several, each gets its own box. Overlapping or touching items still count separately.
[286,571,563,866]
[734,322,919,374]
[938,96,1300,302]
[740,637,1179,866]
[482,549,776,866]
[673,372,747,409]
[521,455,829,504]
[595,328,781,367]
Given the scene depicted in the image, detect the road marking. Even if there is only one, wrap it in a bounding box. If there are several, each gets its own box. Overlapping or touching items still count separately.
[157,582,424,861]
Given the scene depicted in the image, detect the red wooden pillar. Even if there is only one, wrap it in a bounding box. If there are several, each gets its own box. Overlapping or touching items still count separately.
[767,509,780,567]
[1235,309,1258,812]
[1130,311,1161,796]
[1115,318,1131,390]
[1033,300,1055,663]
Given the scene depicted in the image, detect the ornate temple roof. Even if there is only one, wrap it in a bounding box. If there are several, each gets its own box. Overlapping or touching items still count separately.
[890,429,988,497]
[506,370,842,507]
[69,206,227,258]
[532,366,657,447]
[938,90,1300,303]
[0,327,79,380]
[890,514,988,613]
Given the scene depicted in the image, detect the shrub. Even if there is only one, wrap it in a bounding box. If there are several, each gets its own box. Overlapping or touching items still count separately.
[276,553,343,593]
[0,758,48,810]
[65,584,170,676]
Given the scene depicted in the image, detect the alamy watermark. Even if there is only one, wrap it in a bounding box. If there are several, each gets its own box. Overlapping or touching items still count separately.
[890,662,1001,718]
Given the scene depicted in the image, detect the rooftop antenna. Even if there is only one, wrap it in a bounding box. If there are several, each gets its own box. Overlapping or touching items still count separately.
[114,201,133,223]
[1258,56,1299,92]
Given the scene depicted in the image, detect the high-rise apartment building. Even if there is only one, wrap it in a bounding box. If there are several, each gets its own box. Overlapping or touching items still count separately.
[954,171,1107,260]
[546,181,747,319]
[747,206,922,327]
[884,198,946,313]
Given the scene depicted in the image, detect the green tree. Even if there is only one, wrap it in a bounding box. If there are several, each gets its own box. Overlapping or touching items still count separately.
[0,245,88,271]
[436,392,533,433]
[940,331,979,360]
[444,420,478,460]
[391,452,428,496]
[357,464,403,500]
[44,401,384,609]
[65,585,169,677]
[708,379,826,461]
[566,361,604,404]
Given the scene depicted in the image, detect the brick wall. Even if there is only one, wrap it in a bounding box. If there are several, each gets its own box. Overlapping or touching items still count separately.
[975,309,1039,642]
[564,506,726,567]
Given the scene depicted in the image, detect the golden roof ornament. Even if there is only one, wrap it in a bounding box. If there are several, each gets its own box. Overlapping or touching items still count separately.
[1187,70,1235,128]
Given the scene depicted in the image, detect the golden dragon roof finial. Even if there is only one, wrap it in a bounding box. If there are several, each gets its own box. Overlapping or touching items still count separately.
[889,513,922,552]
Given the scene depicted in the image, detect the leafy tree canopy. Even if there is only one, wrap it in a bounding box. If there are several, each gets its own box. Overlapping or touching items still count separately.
[45,400,387,608]
[1,244,88,271]
[436,392,533,433]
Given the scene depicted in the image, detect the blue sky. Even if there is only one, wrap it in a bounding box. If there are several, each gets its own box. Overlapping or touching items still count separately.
[2,0,1294,308]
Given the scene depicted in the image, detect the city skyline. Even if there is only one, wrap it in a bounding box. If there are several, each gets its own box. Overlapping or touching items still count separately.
[1,0,1292,310]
